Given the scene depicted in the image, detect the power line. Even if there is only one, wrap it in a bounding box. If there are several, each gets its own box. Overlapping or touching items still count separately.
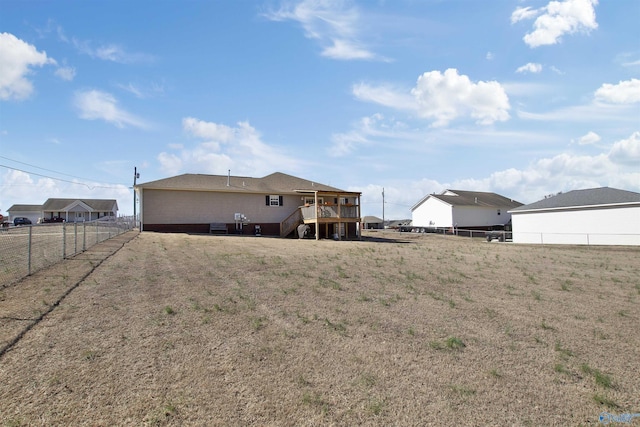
[0,155,125,186]
[0,164,127,190]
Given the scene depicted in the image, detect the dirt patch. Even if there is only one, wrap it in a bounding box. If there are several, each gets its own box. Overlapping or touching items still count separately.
[0,231,638,426]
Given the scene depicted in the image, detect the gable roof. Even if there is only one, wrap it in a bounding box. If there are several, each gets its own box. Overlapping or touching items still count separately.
[136,172,354,194]
[7,204,43,212]
[412,189,522,211]
[510,187,640,213]
[42,198,118,212]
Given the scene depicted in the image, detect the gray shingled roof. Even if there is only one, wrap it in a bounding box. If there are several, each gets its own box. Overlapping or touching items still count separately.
[42,199,118,211]
[136,172,351,194]
[7,204,43,212]
[511,187,640,212]
[413,190,522,210]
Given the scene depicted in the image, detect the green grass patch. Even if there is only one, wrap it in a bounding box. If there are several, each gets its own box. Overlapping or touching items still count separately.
[581,364,613,388]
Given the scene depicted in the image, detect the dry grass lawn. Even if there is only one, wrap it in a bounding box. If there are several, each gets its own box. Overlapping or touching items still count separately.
[0,230,638,426]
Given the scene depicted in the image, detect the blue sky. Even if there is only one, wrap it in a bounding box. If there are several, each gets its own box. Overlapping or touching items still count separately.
[1,0,638,220]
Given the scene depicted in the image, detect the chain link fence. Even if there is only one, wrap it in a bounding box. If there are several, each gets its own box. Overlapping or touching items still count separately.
[0,219,135,287]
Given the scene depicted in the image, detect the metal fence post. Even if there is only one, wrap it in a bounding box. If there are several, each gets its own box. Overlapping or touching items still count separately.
[96,220,99,244]
[28,226,33,276]
[74,222,78,255]
[63,222,67,259]
[83,222,86,251]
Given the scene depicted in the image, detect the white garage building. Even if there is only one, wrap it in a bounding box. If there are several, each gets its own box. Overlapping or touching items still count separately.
[509,187,640,246]
[411,190,523,231]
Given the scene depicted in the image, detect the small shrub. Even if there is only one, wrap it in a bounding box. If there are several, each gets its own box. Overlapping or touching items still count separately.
[164,306,175,315]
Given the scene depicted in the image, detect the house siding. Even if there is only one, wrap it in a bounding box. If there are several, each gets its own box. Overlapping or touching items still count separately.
[452,206,512,228]
[412,197,452,228]
[140,189,305,234]
[512,205,640,245]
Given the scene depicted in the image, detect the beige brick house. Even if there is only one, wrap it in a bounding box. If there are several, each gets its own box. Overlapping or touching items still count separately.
[135,172,362,239]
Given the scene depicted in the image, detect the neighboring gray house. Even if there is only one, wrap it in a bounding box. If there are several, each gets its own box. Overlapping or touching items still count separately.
[509,187,640,245]
[6,204,42,225]
[135,172,362,239]
[411,190,523,231]
[362,216,384,229]
[8,199,118,223]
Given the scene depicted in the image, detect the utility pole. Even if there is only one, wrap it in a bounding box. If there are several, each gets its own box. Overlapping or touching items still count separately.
[382,187,385,229]
[133,167,139,227]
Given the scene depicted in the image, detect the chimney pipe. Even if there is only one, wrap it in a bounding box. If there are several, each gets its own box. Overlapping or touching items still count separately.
[227,170,230,186]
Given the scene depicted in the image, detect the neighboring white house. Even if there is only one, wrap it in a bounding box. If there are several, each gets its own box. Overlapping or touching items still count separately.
[8,199,118,224]
[5,204,42,225]
[411,190,523,231]
[362,216,384,229]
[509,187,640,246]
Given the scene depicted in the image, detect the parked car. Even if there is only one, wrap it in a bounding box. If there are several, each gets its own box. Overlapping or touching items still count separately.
[13,217,32,226]
[486,222,512,242]
[42,217,65,223]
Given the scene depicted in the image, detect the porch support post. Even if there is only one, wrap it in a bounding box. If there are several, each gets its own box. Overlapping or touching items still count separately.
[314,191,319,240]
[337,195,342,241]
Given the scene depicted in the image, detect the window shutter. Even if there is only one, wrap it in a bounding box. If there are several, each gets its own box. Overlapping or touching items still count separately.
[279,196,283,206]
[266,196,270,206]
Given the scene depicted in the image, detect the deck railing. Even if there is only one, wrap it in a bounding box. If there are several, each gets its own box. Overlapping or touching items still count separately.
[300,204,359,220]
[280,208,303,237]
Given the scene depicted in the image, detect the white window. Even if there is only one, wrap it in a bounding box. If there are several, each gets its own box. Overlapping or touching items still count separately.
[267,195,283,207]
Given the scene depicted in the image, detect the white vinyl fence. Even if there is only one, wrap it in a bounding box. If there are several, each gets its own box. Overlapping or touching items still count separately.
[0,219,135,287]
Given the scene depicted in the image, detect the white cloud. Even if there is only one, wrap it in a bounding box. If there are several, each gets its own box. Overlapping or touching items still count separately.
[520,0,598,48]
[573,131,600,145]
[329,113,399,156]
[518,101,637,123]
[158,118,300,177]
[594,78,640,104]
[73,89,148,129]
[516,63,543,74]
[54,65,76,81]
[0,32,56,100]
[550,65,564,75]
[609,131,640,165]
[351,83,415,111]
[354,69,510,127]
[116,81,165,99]
[0,168,133,216]
[486,51,494,61]
[511,6,540,24]
[356,131,640,219]
[71,38,153,64]
[411,69,510,127]
[265,0,378,60]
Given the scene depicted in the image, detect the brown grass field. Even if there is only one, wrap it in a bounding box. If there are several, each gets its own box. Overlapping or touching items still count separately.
[0,230,638,426]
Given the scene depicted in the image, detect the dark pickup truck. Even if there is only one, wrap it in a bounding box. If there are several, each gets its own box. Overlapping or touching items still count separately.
[486,222,512,242]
